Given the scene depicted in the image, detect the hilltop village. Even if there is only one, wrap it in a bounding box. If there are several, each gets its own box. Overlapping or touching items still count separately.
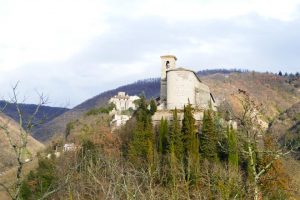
[109,55,217,128]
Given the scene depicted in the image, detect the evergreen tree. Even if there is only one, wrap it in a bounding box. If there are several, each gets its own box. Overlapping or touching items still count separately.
[169,108,184,162]
[158,118,168,155]
[182,103,200,182]
[227,125,239,170]
[167,108,185,191]
[149,99,157,115]
[128,95,155,168]
[200,109,219,162]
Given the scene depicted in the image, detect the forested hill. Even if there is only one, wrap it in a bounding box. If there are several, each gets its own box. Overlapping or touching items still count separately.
[268,101,300,145]
[71,69,248,110]
[75,78,160,111]
[0,101,69,130]
[33,70,300,142]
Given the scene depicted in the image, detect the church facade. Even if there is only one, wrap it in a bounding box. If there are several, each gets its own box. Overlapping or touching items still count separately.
[158,55,215,111]
[153,55,216,123]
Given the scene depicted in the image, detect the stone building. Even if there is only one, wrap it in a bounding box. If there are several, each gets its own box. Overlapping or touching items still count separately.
[110,114,131,127]
[109,92,140,111]
[109,92,140,129]
[159,55,215,110]
[154,55,216,123]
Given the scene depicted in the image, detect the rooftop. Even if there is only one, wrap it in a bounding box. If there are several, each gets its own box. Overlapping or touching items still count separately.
[160,55,177,60]
[167,67,202,83]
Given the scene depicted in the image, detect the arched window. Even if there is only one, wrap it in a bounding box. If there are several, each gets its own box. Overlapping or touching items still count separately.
[166,61,170,69]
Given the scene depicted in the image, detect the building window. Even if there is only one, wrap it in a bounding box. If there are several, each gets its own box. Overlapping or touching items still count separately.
[166,61,170,69]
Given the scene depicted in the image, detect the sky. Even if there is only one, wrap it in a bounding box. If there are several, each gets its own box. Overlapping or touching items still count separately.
[1,0,300,107]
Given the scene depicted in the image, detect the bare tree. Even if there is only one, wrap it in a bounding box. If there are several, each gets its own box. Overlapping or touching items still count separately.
[233,89,298,200]
[0,82,47,200]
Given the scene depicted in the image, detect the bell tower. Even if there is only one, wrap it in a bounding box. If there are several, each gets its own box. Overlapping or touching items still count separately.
[160,55,177,80]
[160,55,177,109]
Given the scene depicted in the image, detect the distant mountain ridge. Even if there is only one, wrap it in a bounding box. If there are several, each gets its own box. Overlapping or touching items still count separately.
[0,101,69,132]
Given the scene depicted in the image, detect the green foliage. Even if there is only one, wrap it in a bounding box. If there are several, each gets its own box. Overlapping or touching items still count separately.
[181,103,200,182]
[227,125,239,169]
[169,108,184,162]
[149,99,157,115]
[19,158,57,200]
[118,93,294,199]
[158,118,168,155]
[200,110,219,162]
[85,102,115,116]
[19,181,31,200]
[65,121,76,139]
[128,95,155,168]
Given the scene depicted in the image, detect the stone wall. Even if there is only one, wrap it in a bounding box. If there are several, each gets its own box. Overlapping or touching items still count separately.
[167,69,198,109]
[166,69,212,110]
[152,110,204,125]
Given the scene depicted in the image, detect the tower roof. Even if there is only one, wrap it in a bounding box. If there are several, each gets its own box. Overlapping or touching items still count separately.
[167,67,202,83]
[160,55,177,61]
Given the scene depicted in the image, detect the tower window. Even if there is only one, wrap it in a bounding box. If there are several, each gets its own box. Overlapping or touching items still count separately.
[166,61,170,68]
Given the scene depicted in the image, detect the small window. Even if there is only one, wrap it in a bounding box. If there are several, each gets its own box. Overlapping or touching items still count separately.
[166,61,170,68]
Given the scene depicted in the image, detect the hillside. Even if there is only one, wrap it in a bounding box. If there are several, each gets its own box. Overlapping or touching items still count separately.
[0,101,69,132]
[268,101,300,147]
[201,72,300,121]
[33,79,160,141]
[0,113,44,173]
[34,71,300,142]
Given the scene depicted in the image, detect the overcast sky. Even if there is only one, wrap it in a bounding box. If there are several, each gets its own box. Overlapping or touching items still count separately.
[1,0,300,107]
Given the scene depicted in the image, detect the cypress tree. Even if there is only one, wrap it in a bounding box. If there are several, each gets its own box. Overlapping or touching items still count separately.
[149,99,157,115]
[169,108,184,162]
[227,125,239,169]
[159,118,168,155]
[128,95,155,168]
[182,103,200,182]
[200,109,218,162]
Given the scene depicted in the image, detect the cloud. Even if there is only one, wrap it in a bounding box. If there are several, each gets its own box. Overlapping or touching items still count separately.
[1,0,300,107]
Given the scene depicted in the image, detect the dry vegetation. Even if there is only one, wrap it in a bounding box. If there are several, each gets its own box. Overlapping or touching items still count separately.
[35,72,300,143]
[202,72,300,121]
[0,114,44,173]
[0,113,44,200]
[2,72,299,200]
[14,91,299,200]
